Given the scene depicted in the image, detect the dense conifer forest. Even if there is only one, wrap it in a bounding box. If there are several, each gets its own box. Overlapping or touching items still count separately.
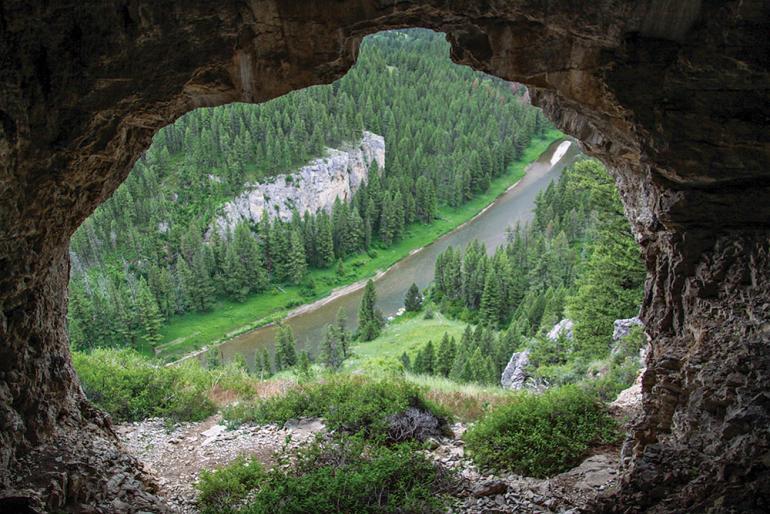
[67,29,549,352]
[407,159,646,386]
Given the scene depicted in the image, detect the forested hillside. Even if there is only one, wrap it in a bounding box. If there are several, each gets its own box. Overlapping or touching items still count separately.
[421,159,646,384]
[68,29,549,352]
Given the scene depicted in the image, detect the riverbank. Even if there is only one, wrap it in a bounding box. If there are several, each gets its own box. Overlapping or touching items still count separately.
[154,130,563,361]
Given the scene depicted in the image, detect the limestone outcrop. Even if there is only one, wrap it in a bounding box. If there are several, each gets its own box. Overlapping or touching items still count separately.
[547,319,574,342]
[612,317,643,342]
[500,351,531,390]
[211,131,384,233]
[1,1,768,511]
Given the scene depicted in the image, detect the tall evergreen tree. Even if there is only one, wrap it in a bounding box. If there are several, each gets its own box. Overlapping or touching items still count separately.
[358,279,381,341]
[414,340,436,375]
[404,283,423,312]
[274,322,298,369]
[136,278,163,347]
[436,332,456,377]
[287,228,308,284]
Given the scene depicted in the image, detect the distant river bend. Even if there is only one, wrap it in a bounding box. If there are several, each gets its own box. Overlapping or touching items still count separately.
[204,138,581,366]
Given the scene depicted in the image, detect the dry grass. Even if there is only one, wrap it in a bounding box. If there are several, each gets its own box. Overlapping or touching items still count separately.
[425,389,511,422]
[402,373,513,422]
[208,377,297,408]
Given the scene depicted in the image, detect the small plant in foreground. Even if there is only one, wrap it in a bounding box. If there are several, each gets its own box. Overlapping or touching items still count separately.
[464,385,619,478]
[197,457,265,514]
[196,435,456,514]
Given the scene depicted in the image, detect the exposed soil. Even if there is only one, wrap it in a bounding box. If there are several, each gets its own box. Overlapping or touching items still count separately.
[119,414,625,513]
[116,415,325,513]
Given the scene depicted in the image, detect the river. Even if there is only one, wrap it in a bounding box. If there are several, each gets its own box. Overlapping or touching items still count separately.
[203,138,581,367]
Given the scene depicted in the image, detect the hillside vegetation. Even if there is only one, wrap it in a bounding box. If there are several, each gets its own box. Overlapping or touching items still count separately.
[68,29,550,356]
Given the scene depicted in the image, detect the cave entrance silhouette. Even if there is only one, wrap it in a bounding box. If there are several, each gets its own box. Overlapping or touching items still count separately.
[1,2,768,512]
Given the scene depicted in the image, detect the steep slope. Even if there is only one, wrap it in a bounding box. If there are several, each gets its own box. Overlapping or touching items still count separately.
[212,131,384,231]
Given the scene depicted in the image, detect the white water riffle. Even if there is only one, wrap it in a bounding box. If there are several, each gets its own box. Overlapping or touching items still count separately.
[550,140,572,165]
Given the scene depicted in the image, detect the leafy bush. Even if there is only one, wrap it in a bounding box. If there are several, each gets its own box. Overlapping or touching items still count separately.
[196,435,455,514]
[531,361,586,388]
[464,385,619,478]
[73,348,255,422]
[224,376,449,441]
[528,333,572,368]
[197,457,266,514]
[585,326,645,401]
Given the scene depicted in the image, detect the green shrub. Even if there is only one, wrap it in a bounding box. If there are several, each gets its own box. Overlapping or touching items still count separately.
[588,356,642,402]
[464,385,619,478]
[73,348,218,422]
[528,334,571,368]
[197,435,454,514]
[585,326,645,401]
[531,361,585,387]
[197,457,266,514]
[224,375,449,441]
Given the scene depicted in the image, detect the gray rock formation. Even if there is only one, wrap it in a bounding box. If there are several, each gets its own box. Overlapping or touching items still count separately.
[211,131,384,234]
[612,317,643,342]
[547,319,574,342]
[501,351,530,390]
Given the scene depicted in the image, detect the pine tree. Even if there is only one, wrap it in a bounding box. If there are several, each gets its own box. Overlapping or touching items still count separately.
[316,212,335,267]
[415,176,436,223]
[297,351,313,380]
[136,278,163,347]
[222,243,248,301]
[321,323,343,370]
[175,257,193,312]
[335,308,351,358]
[287,228,308,284]
[480,270,502,327]
[234,222,268,293]
[414,340,435,375]
[274,322,298,369]
[259,348,273,379]
[404,283,422,312]
[358,279,381,341]
[189,249,216,311]
[436,332,456,377]
[400,352,412,371]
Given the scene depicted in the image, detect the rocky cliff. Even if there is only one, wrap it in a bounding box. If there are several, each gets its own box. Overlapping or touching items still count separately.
[0,2,768,512]
[212,131,384,233]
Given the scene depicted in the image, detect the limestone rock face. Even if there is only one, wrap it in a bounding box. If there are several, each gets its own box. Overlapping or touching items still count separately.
[547,319,574,342]
[0,1,768,511]
[212,131,384,233]
[612,317,643,342]
[501,351,530,390]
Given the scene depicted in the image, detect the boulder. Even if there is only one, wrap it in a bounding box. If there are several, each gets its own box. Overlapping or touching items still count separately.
[612,317,643,342]
[472,480,508,498]
[547,319,574,342]
[501,351,530,390]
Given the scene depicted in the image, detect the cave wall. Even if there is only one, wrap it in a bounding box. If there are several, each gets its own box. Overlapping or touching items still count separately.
[1,1,768,511]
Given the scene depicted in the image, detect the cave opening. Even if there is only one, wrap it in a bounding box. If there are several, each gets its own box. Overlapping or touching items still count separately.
[1,2,768,513]
[67,31,644,510]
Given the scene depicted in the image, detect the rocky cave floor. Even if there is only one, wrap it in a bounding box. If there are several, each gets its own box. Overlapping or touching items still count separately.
[118,378,640,514]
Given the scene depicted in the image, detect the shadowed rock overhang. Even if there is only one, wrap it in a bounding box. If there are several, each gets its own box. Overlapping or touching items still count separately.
[0,1,768,511]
